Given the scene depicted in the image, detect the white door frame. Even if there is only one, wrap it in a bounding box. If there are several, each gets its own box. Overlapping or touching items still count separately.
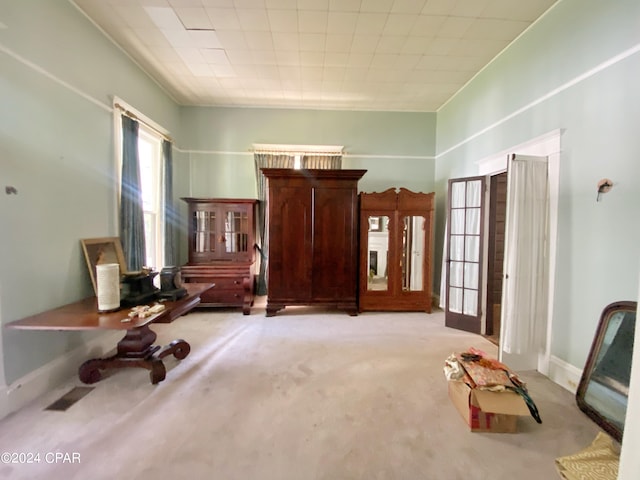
[477,129,561,375]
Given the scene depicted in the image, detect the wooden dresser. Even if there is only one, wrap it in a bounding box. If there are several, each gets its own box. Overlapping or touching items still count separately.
[261,169,366,316]
[181,198,258,315]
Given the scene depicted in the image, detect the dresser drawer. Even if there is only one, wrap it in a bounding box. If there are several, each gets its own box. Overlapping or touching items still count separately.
[201,287,244,305]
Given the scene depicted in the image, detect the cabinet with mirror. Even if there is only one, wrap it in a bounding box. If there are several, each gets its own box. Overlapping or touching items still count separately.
[359,188,435,312]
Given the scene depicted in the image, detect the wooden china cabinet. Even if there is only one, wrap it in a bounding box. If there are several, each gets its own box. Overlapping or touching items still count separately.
[180,198,258,315]
[261,169,367,316]
[359,188,435,312]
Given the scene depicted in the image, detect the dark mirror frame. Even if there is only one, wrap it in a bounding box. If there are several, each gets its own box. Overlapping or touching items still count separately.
[576,300,637,443]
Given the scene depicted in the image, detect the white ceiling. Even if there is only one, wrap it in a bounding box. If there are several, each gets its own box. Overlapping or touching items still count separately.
[72,0,557,112]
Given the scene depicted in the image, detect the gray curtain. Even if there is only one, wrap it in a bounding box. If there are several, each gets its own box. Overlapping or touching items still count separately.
[254,153,295,295]
[120,116,146,272]
[301,155,342,169]
[163,139,178,267]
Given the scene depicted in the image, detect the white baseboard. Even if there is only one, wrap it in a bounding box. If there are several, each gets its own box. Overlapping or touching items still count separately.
[0,331,121,421]
[548,355,583,394]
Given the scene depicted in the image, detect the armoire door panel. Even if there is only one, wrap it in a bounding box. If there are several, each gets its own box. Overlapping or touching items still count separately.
[312,187,357,301]
[268,189,312,301]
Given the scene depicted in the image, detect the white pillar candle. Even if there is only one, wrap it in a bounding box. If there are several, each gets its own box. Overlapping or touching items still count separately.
[96,263,120,312]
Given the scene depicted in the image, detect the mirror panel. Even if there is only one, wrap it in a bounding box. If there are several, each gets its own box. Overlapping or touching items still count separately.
[402,216,425,291]
[367,215,389,291]
[577,301,637,443]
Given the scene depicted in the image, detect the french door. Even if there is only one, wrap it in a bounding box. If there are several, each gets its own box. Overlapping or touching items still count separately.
[445,176,486,333]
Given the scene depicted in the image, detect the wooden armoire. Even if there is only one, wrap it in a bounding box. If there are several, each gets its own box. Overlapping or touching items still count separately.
[261,168,367,316]
[359,188,435,312]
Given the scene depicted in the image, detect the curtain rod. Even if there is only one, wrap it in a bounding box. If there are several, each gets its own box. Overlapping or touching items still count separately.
[114,102,173,144]
[251,149,344,156]
[251,143,344,156]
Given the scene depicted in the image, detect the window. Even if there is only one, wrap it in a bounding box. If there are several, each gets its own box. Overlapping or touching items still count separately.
[137,126,164,270]
[114,98,169,272]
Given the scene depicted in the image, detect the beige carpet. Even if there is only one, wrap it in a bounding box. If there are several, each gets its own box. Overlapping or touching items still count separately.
[0,303,602,480]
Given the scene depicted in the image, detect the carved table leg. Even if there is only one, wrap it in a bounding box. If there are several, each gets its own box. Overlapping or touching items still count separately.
[78,325,190,385]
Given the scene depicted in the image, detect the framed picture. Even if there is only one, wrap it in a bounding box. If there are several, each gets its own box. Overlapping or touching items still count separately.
[368,216,382,232]
[80,237,127,294]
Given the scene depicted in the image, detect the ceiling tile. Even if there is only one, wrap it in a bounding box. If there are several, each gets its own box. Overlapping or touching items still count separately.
[299,33,326,52]
[264,0,296,9]
[355,13,388,35]
[325,34,353,52]
[437,16,474,38]
[376,35,407,54]
[383,13,417,35]
[327,12,359,34]
[350,34,380,53]
[144,6,184,29]
[411,15,447,36]
[272,32,300,51]
[360,0,394,13]
[225,49,254,63]
[267,9,298,32]
[324,52,349,66]
[298,11,329,34]
[391,0,427,14]
[200,48,230,64]
[244,31,274,49]
[215,30,249,49]
[74,0,558,110]
[174,7,214,29]
[205,8,241,29]
[328,0,362,12]
[297,0,329,11]
[236,8,271,31]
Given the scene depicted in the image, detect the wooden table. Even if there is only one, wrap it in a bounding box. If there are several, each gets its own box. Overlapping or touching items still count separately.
[5,283,213,385]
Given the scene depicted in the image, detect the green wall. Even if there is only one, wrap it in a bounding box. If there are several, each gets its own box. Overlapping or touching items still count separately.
[0,0,181,384]
[178,106,436,196]
[435,0,640,368]
[175,107,436,263]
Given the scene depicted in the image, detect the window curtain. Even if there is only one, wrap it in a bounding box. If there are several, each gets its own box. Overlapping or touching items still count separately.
[163,139,177,267]
[120,116,146,272]
[301,155,341,169]
[254,153,295,295]
[501,154,549,355]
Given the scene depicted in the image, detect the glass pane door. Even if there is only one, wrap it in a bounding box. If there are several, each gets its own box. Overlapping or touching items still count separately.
[445,176,485,333]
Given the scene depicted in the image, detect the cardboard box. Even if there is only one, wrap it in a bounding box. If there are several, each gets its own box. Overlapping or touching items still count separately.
[448,380,532,433]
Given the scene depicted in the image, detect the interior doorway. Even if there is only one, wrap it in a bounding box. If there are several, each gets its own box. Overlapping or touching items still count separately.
[484,172,508,345]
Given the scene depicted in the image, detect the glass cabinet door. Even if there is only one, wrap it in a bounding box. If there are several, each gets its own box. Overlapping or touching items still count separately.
[193,210,216,253]
[223,209,250,254]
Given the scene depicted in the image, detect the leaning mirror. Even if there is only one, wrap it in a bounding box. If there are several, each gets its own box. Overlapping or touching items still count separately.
[576,300,637,442]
